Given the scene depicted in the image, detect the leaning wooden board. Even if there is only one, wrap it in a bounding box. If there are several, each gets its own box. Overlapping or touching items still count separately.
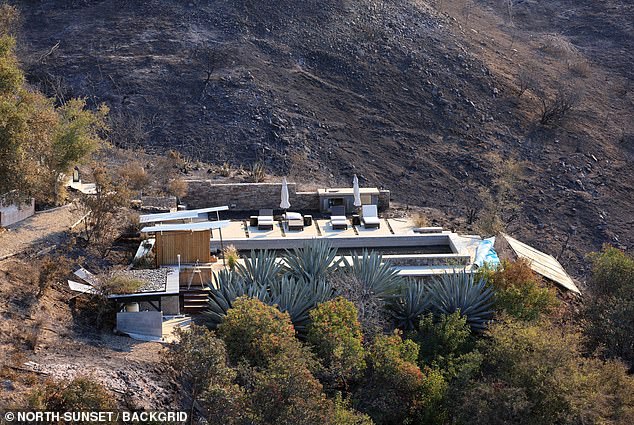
[501,233,581,294]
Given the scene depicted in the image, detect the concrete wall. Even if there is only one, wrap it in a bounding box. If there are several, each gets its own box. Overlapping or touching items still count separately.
[116,311,163,338]
[183,181,320,211]
[0,198,35,227]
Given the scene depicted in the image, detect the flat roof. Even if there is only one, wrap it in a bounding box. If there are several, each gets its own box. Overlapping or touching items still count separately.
[317,188,380,196]
[141,220,231,233]
[139,206,229,224]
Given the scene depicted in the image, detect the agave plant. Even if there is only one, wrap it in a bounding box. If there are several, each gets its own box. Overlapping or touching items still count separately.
[204,269,262,329]
[235,249,282,286]
[389,280,431,330]
[345,250,404,298]
[282,240,342,283]
[267,275,335,336]
[428,271,495,331]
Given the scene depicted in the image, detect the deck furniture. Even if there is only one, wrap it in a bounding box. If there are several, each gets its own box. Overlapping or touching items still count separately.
[257,209,275,230]
[361,205,381,228]
[352,214,361,226]
[284,212,304,231]
[303,215,313,226]
[330,206,348,230]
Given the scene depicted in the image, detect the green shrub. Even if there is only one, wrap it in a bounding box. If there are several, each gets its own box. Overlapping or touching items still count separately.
[28,377,115,422]
[415,312,482,381]
[218,296,304,368]
[486,259,559,321]
[101,275,144,295]
[582,246,634,367]
[357,331,446,425]
[453,318,634,425]
[223,244,239,270]
[166,325,245,424]
[308,297,366,388]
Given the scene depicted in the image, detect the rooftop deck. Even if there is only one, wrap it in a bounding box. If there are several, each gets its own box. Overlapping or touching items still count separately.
[207,218,481,275]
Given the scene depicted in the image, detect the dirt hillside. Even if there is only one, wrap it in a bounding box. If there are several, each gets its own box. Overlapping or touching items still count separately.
[15,0,634,278]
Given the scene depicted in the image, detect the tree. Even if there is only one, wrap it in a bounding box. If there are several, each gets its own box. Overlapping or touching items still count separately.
[414,312,482,382]
[0,15,107,204]
[77,166,130,255]
[356,331,446,425]
[485,259,559,321]
[453,319,634,425]
[308,297,366,390]
[218,297,344,424]
[582,246,634,369]
[165,325,245,424]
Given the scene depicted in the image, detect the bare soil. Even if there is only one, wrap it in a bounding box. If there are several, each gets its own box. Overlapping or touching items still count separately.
[12,1,634,276]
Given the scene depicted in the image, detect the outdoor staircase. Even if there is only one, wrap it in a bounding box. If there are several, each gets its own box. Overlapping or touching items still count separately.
[181,285,210,314]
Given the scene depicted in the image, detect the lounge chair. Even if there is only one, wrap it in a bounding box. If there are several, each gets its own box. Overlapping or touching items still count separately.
[257,209,275,230]
[330,205,348,230]
[361,205,381,229]
[284,212,304,231]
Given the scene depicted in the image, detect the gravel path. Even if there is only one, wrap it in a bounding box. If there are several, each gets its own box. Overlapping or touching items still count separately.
[0,203,81,259]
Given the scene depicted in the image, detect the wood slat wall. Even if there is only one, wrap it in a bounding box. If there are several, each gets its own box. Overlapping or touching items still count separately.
[155,230,211,266]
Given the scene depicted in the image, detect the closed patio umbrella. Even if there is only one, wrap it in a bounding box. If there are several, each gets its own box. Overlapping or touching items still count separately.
[353,174,362,208]
[280,177,291,210]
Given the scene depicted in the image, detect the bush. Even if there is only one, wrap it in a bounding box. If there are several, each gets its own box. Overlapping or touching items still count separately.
[166,325,245,424]
[167,178,188,199]
[223,244,239,270]
[582,246,634,368]
[307,297,366,388]
[101,275,144,295]
[357,331,446,425]
[412,212,429,228]
[218,296,303,368]
[28,377,115,421]
[453,319,634,425]
[414,313,482,382]
[118,161,150,191]
[486,259,559,321]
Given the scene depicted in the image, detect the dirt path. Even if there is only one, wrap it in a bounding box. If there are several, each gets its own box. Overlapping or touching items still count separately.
[0,203,82,260]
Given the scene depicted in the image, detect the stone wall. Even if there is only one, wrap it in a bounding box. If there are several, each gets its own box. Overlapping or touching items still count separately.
[183,181,320,211]
[183,180,389,212]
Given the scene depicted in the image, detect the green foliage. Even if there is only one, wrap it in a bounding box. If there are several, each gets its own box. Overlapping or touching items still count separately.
[587,245,634,297]
[0,35,22,94]
[166,325,245,423]
[414,313,482,382]
[583,246,634,367]
[358,331,446,425]
[28,377,115,422]
[0,27,106,204]
[204,269,253,329]
[283,239,341,282]
[205,269,334,334]
[308,297,366,387]
[333,393,374,425]
[249,353,333,425]
[101,274,144,295]
[346,250,404,298]
[235,249,282,286]
[389,280,430,330]
[428,271,495,331]
[485,259,559,321]
[223,244,239,270]
[453,319,634,425]
[268,275,334,335]
[218,296,302,368]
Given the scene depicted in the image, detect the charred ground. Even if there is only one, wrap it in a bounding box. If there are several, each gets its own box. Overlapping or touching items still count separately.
[15,0,634,278]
